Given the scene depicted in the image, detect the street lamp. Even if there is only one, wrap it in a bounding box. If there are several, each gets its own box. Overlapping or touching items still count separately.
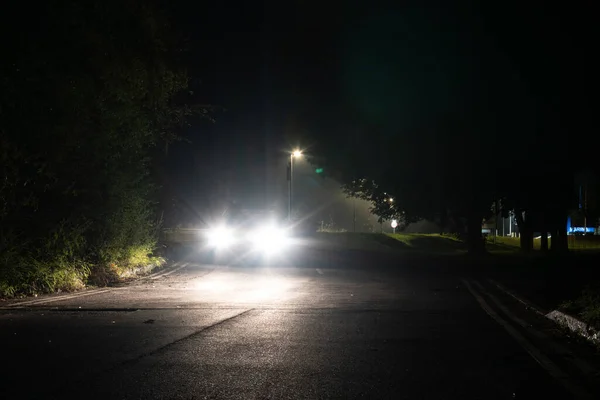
[288,149,302,222]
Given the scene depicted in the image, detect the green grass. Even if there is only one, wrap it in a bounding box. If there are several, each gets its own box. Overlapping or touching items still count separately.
[489,236,521,247]
[487,235,600,252]
[1,240,164,298]
[567,236,600,250]
[0,255,91,298]
[385,233,465,253]
[315,232,600,255]
[313,232,466,254]
[485,236,523,253]
[312,232,397,251]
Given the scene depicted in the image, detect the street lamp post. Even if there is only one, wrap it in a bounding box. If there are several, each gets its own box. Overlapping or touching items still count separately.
[353,197,356,233]
[288,150,302,222]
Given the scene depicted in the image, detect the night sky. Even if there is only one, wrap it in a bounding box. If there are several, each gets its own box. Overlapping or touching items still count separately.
[162,1,594,220]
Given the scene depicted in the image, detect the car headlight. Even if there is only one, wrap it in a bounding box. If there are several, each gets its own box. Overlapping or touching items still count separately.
[207,227,235,248]
[248,225,288,253]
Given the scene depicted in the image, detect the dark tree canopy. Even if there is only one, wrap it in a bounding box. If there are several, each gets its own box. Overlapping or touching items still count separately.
[0,1,198,295]
[290,1,595,252]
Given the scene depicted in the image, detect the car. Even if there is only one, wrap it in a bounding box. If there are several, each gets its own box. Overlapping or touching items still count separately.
[202,209,291,265]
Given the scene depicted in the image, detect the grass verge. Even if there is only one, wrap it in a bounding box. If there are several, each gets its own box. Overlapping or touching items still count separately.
[489,235,600,252]
[1,245,165,299]
[314,232,466,254]
[384,233,465,254]
[315,232,600,256]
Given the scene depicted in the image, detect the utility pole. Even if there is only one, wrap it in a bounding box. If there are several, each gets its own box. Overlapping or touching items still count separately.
[353,197,356,233]
[584,184,588,234]
[287,158,292,222]
[494,199,499,244]
[288,150,302,224]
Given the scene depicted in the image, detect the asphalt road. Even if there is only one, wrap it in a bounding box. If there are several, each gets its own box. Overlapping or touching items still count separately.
[1,250,594,399]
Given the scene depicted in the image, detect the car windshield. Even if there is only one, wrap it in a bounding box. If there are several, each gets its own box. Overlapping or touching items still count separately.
[225,208,279,230]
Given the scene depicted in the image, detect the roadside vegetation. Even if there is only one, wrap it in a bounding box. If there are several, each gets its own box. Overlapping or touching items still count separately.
[296,5,593,256]
[0,2,201,298]
[561,285,600,332]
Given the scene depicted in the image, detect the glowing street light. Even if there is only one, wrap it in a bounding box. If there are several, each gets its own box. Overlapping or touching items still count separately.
[288,149,303,222]
[391,219,398,234]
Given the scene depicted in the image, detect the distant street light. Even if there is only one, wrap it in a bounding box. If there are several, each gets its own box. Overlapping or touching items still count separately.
[388,198,394,203]
[288,149,303,222]
[391,219,398,234]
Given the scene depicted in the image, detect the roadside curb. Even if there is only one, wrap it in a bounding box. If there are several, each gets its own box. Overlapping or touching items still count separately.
[546,310,600,345]
[145,261,180,279]
[489,279,600,346]
[147,262,187,280]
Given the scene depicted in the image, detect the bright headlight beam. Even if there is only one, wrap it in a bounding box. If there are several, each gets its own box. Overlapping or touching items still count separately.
[207,227,234,248]
[249,225,287,253]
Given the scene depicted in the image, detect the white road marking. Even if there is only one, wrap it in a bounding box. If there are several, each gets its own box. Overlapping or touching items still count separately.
[316,268,323,275]
[472,280,597,378]
[146,262,180,279]
[7,289,112,307]
[462,279,592,399]
[150,263,189,279]
[488,278,547,315]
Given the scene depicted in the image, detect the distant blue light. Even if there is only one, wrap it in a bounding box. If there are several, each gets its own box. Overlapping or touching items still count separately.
[568,227,595,233]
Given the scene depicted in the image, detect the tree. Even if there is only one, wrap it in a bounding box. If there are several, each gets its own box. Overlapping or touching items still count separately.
[0,1,201,295]
[291,2,593,255]
[342,178,408,224]
[304,111,500,253]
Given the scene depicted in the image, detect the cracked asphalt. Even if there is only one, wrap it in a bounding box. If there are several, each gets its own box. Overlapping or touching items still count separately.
[0,250,588,399]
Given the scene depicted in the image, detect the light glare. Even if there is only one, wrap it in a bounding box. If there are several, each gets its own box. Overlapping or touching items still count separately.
[207,227,234,248]
[250,225,288,253]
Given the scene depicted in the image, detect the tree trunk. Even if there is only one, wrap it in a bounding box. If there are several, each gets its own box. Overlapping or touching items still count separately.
[515,211,533,252]
[439,208,448,234]
[549,225,559,252]
[556,226,569,253]
[540,231,548,252]
[454,216,467,236]
[466,213,485,254]
[520,228,533,252]
[550,212,569,254]
[551,229,567,253]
